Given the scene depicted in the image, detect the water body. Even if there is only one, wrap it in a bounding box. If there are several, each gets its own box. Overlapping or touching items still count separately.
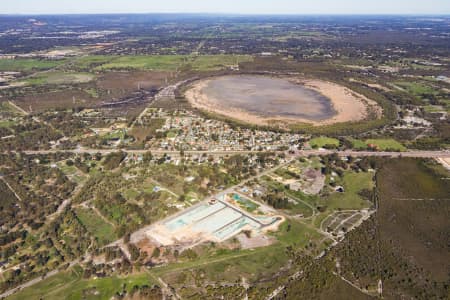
[201,75,337,121]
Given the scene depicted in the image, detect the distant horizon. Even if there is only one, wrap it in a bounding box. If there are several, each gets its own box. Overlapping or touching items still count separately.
[1,12,450,17]
[2,0,450,15]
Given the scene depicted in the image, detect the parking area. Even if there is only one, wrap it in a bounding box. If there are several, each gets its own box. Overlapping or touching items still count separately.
[320,209,373,238]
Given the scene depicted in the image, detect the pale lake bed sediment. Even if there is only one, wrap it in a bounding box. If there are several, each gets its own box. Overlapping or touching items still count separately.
[185,75,382,126]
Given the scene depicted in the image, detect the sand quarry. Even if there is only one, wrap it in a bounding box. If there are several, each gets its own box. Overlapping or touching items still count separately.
[185,75,382,126]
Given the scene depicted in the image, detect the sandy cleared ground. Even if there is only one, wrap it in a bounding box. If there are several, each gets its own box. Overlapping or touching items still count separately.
[185,76,382,126]
[437,157,450,171]
[236,233,275,249]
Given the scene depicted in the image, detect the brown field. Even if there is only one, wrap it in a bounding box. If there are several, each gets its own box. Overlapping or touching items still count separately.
[129,118,166,142]
[13,90,101,112]
[11,71,169,113]
[96,71,169,97]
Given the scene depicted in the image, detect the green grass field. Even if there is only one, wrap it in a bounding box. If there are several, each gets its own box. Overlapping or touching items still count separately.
[0,120,16,128]
[73,56,115,70]
[21,72,94,86]
[276,220,324,248]
[365,138,406,151]
[286,198,316,217]
[93,55,186,71]
[8,267,154,300]
[0,59,66,72]
[123,188,140,200]
[348,138,406,151]
[70,54,253,72]
[394,81,437,96]
[348,138,369,150]
[75,208,117,245]
[309,137,340,148]
[190,55,253,71]
[319,171,374,211]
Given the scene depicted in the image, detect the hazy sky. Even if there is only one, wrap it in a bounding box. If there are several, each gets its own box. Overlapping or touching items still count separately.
[2,0,450,15]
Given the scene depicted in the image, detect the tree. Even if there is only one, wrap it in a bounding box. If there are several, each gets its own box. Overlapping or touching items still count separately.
[103,151,126,170]
[178,194,186,202]
[128,243,140,261]
[151,247,160,259]
[143,151,153,163]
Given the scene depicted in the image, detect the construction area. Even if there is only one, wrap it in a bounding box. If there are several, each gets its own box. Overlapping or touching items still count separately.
[131,194,283,250]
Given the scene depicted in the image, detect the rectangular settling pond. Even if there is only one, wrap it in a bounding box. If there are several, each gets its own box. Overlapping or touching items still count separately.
[162,200,264,242]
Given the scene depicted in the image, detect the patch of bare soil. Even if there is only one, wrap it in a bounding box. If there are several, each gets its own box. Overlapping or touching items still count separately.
[96,71,169,97]
[14,89,101,112]
[236,232,275,249]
